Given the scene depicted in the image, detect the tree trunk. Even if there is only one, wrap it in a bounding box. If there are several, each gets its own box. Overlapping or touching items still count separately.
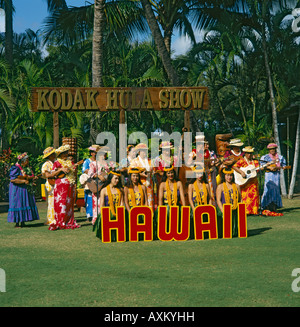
[92,0,105,87]
[288,107,300,199]
[4,0,13,66]
[262,24,287,196]
[140,0,180,86]
[164,28,172,55]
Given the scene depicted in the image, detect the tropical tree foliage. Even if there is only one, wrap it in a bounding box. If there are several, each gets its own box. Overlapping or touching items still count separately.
[0,0,299,195]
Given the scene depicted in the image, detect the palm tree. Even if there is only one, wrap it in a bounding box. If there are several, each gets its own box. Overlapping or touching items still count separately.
[0,0,13,65]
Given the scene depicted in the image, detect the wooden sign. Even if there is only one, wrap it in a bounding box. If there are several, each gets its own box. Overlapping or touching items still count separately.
[30,87,209,112]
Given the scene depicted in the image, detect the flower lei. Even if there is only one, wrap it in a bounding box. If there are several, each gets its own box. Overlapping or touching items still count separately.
[165,180,177,206]
[129,185,144,207]
[57,158,76,185]
[223,182,238,210]
[107,184,121,216]
[193,180,207,205]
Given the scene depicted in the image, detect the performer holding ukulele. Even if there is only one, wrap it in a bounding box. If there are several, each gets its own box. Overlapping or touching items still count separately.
[260,143,289,214]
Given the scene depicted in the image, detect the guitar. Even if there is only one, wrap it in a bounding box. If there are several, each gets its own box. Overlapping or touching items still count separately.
[234,160,277,186]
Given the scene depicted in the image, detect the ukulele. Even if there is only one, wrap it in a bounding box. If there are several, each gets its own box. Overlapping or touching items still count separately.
[265,165,291,173]
[56,159,84,179]
[18,173,42,181]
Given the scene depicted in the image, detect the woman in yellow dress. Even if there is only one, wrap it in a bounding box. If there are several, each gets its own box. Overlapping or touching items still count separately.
[188,165,211,210]
[124,167,148,212]
[216,167,241,237]
[93,170,124,241]
[188,165,211,239]
[124,167,149,241]
[158,166,186,207]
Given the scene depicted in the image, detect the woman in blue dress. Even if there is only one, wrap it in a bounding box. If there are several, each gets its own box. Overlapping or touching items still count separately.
[80,145,100,221]
[260,143,287,212]
[7,152,39,228]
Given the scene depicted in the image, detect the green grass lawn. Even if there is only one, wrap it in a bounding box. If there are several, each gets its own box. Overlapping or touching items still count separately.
[0,196,300,307]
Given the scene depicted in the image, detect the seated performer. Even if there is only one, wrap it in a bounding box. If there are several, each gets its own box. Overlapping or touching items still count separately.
[260,143,287,213]
[124,167,148,212]
[158,166,186,207]
[188,165,211,211]
[233,146,260,215]
[188,164,211,239]
[93,170,124,241]
[216,167,241,237]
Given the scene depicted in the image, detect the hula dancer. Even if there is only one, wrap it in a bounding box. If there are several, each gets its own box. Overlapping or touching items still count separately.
[124,167,147,212]
[93,170,124,241]
[188,165,211,210]
[188,165,211,239]
[158,166,186,207]
[216,167,241,237]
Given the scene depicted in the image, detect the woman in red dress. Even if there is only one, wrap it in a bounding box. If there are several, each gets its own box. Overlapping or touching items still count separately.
[233,146,259,215]
[49,144,80,230]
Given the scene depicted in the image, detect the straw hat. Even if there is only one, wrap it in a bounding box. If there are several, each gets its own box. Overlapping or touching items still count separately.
[55,144,70,156]
[98,146,110,153]
[228,138,244,147]
[160,141,173,149]
[43,147,56,159]
[135,143,148,151]
[267,143,278,149]
[88,144,101,152]
[242,146,255,153]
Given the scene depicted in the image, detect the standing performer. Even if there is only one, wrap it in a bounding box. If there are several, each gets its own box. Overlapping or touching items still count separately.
[49,144,80,230]
[260,143,287,213]
[80,145,100,222]
[88,146,116,225]
[220,138,244,172]
[216,167,242,237]
[93,170,124,241]
[7,152,39,228]
[130,143,154,210]
[153,141,178,205]
[119,145,137,186]
[233,146,260,215]
[124,167,148,212]
[41,146,66,225]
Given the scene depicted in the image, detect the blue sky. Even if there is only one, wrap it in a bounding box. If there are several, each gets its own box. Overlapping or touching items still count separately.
[0,0,201,56]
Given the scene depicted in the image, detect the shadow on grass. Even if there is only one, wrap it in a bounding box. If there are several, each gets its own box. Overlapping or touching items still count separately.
[247,227,272,237]
[279,207,300,214]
